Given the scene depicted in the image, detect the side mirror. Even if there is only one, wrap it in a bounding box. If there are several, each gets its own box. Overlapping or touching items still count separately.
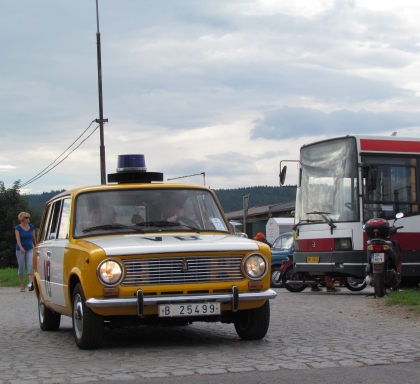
[280,166,287,185]
[395,212,404,219]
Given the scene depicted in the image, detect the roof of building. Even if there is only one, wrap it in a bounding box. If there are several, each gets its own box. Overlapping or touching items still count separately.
[225,200,295,221]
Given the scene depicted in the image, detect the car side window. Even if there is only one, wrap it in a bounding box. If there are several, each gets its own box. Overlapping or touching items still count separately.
[46,200,63,240]
[40,204,52,242]
[57,199,71,240]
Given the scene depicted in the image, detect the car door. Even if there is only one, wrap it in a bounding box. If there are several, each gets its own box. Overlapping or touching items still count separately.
[37,197,71,307]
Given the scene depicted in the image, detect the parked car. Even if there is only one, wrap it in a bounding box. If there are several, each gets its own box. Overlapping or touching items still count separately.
[33,155,277,349]
[270,232,294,288]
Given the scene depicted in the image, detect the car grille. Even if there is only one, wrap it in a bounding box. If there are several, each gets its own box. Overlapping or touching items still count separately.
[121,256,244,285]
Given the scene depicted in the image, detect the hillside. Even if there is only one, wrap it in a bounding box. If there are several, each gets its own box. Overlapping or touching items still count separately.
[23,190,65,214]
[24,186,297,214]
[214,186,296,213]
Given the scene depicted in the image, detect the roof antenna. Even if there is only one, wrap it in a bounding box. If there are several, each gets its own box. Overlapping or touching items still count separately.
[391,132,397,136]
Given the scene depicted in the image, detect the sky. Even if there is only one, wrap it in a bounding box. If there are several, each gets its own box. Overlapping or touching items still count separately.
[1,0,420,194]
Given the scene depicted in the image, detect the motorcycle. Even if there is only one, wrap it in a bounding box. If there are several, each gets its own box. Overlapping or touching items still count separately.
[276,254,367,292]
[364,212,404,297]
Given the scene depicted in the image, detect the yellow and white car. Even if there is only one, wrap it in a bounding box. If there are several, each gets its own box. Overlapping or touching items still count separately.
[33,155,276,349]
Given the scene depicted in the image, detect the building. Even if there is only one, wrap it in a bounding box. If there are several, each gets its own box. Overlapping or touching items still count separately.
[225,200,295,239]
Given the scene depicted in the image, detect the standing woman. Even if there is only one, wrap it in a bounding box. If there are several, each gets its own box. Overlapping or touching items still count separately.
[15,212,35,292]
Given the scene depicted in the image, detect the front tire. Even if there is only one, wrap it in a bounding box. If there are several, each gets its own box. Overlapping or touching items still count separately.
[373,272,386,298]
[270,266,283,288]
[344,277,367,292]
[281,265,306,292]
[72,283,104,349]
[38,293,61,331]
[234,301,270,340]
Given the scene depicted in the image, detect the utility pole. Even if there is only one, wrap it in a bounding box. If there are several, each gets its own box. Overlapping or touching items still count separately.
[243,194,250,236]
[95,0,108,184]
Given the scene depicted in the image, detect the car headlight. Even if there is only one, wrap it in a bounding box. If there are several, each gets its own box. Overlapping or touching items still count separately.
[243,253,268,280]
[97,259,124,286]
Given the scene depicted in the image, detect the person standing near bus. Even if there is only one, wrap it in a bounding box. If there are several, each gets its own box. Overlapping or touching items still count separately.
[15,212,35,292]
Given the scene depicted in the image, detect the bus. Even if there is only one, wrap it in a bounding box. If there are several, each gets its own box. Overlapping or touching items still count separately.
[281,135,420,283]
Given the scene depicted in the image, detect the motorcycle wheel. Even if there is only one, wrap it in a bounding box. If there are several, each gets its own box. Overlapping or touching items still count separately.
[373,272,386,298]
[281,265,306,292]
[344,277,367,292]
[270,266,283,288]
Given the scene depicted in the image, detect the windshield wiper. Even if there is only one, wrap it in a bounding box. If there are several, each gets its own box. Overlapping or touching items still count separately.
[292,219,323,231]
[306,211,337,234]
[137,221,200,233]
[82,224,129,233]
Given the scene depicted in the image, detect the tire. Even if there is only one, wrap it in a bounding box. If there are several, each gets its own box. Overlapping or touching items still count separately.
[72,283,104,350]
[373,272,386,298]
[38,294,61,331]
[234,300,270,340]
[270,266,283,288]
[344,277,367,292]
[281,265,306,292]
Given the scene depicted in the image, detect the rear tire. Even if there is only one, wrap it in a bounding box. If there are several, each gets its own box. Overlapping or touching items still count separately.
[373,272,386,297]
[281,265,306,292]
[72,283,104,349]
[38,293,61,331]
[234,301,270,340]
[344,277,367,292]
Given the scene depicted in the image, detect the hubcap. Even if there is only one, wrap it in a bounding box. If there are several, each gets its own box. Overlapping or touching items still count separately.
[39,297,45,323]
[74,294,83,339]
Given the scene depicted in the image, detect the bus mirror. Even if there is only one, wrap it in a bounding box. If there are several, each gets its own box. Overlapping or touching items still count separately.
[280,166,287,185]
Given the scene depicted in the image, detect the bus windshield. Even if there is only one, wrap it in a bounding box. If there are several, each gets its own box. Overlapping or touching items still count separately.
[296,137,359,223]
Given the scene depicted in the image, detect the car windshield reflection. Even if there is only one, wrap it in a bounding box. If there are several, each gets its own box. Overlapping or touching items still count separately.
[74,188,228,238]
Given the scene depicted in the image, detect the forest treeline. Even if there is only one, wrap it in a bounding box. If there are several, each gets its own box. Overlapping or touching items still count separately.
[214,186,297,212]
[23,186,297,214]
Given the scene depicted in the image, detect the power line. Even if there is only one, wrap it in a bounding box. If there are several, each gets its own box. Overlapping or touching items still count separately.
[21,120,99,187]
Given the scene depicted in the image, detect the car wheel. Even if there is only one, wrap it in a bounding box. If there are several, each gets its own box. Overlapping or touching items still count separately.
[38,293,61,331]
[72,283,104,349]
[234,301,270,340]
[270,266,283,288]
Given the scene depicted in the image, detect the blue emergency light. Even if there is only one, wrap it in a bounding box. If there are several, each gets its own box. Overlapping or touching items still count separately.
[107,154,163,183]
[116,154,147,172]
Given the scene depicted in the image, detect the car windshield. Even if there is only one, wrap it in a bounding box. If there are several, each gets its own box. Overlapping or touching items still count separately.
[74,188,228,237]
[272,234,293,250]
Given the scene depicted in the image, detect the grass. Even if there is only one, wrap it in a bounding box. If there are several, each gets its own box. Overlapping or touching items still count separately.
[386,287,420,313]
[0,268,29,287]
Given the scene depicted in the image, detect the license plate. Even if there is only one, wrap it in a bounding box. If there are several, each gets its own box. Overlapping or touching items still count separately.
[307,256,320,263]
[372,253,384,264]
[159,302,221,317]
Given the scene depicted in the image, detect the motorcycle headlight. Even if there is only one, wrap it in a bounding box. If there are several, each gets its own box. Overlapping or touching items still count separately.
[97,259,124,286]
[243,253,268,280]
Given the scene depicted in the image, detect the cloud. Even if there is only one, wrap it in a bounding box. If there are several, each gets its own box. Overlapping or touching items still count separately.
[251,107,420,140]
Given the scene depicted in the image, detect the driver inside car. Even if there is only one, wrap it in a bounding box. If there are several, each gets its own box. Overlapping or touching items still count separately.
[160,196,199,228]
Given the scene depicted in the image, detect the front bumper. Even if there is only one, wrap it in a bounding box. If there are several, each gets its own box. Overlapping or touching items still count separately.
[86,287,277,316]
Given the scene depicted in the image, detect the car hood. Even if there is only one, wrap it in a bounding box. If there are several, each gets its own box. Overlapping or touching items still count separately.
[85,233,260,256]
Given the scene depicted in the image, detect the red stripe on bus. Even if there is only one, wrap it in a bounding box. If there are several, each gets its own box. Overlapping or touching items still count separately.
[360,139,420,153]
[298,238,334,252]
[363,232,419,251]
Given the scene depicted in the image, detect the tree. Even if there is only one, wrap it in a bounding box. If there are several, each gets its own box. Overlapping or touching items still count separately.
[0,180,41,268]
